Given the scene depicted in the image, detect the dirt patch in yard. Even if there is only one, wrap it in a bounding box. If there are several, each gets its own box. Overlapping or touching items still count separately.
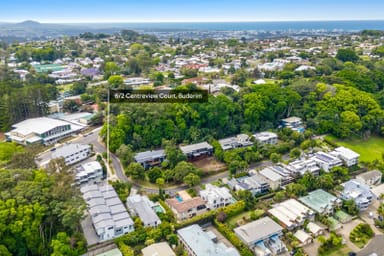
[192,156,227,174]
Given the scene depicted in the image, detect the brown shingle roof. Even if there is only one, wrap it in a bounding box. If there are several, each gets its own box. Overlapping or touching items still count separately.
[166,197,206,213]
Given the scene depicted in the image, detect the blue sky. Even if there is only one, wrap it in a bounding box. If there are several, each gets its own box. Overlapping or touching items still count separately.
[2,0,384,23]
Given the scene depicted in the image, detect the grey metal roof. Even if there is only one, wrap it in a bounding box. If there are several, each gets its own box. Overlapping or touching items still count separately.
[259,168,283,182]
[134,149,165,163]
[127,195,161,226]
[12,117,72,135]
[52,143,90,159]
[234,217,283,244]
[180,141,213,154]
[178,224,240,256]
[81,184,134,233]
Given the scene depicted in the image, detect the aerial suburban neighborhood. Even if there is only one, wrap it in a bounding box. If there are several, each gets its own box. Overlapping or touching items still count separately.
[2,2,384,256]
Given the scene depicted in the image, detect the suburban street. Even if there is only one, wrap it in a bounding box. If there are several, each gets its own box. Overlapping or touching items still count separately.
[357,235,384,256]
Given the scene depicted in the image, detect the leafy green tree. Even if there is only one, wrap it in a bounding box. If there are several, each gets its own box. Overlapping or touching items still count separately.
[273,191,287,202]
[71,81,87,95]
[116,144,134,167]
[290,148,301,158]
[125,162,145,180]
[164,144,186,168]
[173,161,196,183]
[108,75,124,88]
[148,167,162,183]
[63,99,81,113]
[236,190,256,210]
[104,61,119,78]
[183,173,201,187]
[269,153,281,163]
[336,48,359,62]
[342,199,359,216]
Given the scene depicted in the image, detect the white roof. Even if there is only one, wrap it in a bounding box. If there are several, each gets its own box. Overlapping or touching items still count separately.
[259,167,282,182]
[142,242,176,256]
[234,217,283,244]
[294,230,312,243]
[81,161,102,172]
[333,147,360,160]
[180,141,213,154]
[12,117,72,135]
[307,222,324,234]
[52,143,90,159]
[253,132,278,141]
[268,199,313,228]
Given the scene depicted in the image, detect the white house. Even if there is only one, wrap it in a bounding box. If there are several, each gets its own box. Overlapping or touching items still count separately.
[311,152,342,172]
[52,143,91,166]
[75,161,103,186]
[218,134,253,151]
[331,147,360,167]
[199,184,235,210]
[126,195,161,228]
[253,131,278,145]
[285,159,320,176]
[81,184,134,242]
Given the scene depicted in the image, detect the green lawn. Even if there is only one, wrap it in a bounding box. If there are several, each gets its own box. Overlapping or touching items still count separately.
[227,211,252,227]
[326,135,384,162]
[319,246,350,256]
[57,83,73,93]
[0,142,24,165]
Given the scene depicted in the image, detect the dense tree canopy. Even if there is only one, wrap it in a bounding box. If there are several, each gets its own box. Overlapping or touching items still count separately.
[0,168,86,255]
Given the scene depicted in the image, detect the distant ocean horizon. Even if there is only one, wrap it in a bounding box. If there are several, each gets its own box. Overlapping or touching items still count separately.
[78,20,384,32]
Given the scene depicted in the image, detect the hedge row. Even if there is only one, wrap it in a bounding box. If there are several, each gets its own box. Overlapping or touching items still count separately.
[174,210,217,229]
[222,200,246,218]
[214,219,254,256]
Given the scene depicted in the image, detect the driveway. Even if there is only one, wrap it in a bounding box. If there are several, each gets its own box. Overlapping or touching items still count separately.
[337,219,364,253]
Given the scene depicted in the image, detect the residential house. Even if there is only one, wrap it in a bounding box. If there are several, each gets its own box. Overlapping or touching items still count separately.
[178,224,240,256]
[218,134,253,151]
[81,184,134,242]
[142,242,176,256]
[331,147,360,167]
[126,194,161,227]
[268,199,315,230]
[199,184,235,210]
[306,222,325,237]
[134,149,166,169]
[341,180,373,211]
[234,217,286,255]
[253,132,278,145]
[165,197,207,221]
[311,152,343,172]
[299,189,342,215]
[123,77,151,87]
[280,117,304,133]
[52,143,91,166]
[356,170,382,186]
[285,159,320,176]
[227,174,270,196]
[75,161,103,186]
[179,142,213,160]
[258,166,294,190]
[294,230,313,246]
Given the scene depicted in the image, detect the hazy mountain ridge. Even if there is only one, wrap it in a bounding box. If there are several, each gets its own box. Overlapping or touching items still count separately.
[0,20,120,42]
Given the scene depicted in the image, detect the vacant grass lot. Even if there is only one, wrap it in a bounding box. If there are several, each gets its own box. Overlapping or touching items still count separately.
[326,135,384,162]
[319,246,350,256]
